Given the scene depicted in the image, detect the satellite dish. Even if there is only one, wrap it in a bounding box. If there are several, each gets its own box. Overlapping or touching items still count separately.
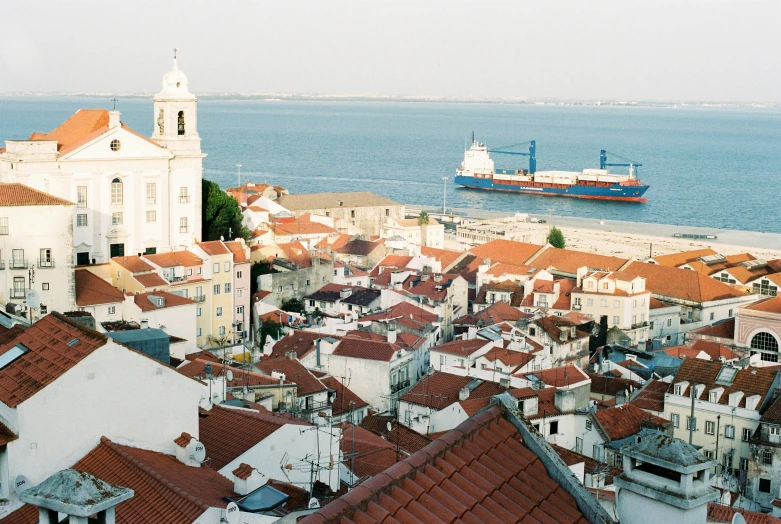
[188,439,206,462]
[14,475,30,495]
[308,498,320,509]
[26,290,40,310]
[225,502,240,524]
[226,370,234,382]
[386,421,393,432]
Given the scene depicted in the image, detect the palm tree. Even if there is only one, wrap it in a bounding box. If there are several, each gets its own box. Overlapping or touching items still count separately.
[418,211,429,247]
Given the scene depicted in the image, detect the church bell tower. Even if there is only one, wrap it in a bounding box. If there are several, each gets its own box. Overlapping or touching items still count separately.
[152,51,201,155]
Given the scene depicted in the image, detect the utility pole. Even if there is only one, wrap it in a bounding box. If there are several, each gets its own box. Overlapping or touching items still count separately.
[441,177,448,215]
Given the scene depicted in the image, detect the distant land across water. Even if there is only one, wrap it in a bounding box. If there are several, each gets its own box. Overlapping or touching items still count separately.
[1,96,780,234]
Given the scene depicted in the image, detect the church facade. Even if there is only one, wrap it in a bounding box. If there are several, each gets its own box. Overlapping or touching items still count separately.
[0,59,204,265]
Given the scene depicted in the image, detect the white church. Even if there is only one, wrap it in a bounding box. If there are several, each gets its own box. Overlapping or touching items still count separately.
[0,58,204,265]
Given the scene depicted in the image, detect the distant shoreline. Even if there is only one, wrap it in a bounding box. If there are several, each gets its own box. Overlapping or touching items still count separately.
[0,93,778,109]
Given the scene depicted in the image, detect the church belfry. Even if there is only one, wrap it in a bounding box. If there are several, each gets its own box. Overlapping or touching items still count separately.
[152,53,200,154]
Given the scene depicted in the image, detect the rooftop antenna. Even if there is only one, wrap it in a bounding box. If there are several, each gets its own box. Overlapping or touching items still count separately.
[111,97,119,111]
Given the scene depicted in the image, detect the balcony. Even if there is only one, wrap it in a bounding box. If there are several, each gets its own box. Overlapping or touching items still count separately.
[390,379,410,394]
[39,258,54,269]
[9,288,25,299]
[572,304,581,310]
[631,321,649,329]
[9,259,28,270]
[178,196,191,204]
[194,295,206,302]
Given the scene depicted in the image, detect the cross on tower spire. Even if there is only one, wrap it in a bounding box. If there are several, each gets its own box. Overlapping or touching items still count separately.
[110,97,119,111]
[173,47,177,60]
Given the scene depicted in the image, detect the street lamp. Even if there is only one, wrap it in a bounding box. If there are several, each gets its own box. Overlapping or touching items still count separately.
[547,208,555,231]
[236,163,243,187]
[441,177,448,215]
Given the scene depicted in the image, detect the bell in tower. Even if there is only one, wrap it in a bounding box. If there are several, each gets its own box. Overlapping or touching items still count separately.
[151,50,201,155]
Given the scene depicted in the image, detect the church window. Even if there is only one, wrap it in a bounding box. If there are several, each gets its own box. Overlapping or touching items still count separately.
[77,186,88,208]
[112,213,123,225]
[0,217,8,235]
[76,214,88,227]
[751,332,780,363]
[146,183,156,204]
[111,178,123,205]
[146,211,156,223]
[179,187,190,203]
[110,139,121,152]
[179,217,188,233]
[177,111,185,136]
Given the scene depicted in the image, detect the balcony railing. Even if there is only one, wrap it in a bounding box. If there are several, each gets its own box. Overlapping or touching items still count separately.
[178,195,191,203]
[572,304,581,310]
[9,289,25,299]
[631,321,649,329]
[9,259,27,270]
[194,295,206,302]
[39,258,54,268]
[390,379,411,394]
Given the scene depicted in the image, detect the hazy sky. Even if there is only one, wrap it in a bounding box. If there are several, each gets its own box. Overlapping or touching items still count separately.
[2,0,779,101]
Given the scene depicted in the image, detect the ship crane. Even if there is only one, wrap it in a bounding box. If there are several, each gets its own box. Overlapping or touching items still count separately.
[487,140,537,174]
[600,150,642,177]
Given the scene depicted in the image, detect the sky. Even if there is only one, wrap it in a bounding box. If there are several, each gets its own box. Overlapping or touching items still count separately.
[1,0,779,102]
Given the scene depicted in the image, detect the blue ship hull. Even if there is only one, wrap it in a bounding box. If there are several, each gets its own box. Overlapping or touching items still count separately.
[454,175,649,202]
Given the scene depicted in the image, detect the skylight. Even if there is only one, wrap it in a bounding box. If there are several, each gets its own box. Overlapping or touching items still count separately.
[715,365,738,386]
[67,338,80,347]
[0,343,29,370]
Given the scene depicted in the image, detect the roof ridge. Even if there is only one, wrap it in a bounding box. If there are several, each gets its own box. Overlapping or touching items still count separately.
[99,436,211,513]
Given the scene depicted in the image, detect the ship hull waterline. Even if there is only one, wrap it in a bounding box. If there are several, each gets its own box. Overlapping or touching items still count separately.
[454,176,649,203]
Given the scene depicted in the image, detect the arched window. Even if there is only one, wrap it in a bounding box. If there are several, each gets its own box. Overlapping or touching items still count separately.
[177,111,185,136]
[111,178,123,205]
[751,332,780,362]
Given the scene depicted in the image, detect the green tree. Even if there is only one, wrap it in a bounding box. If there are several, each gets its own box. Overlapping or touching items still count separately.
[258,318,282,348]
[250,261,277,295]
[201,179,250,242]
[547,226,566,249]
[280,298,305,314]
[418,210,429,247]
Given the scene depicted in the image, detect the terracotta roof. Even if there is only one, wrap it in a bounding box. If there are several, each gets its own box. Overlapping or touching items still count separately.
[551,444,622,485]
[338,423,400,480]
[224,241,249,263]
[277,240,313,268]
[75,269,125,306]
[144,250,203,268]
[400,372,507,410]
[662,345,704,359]
[359,301,439,326]
[28,109,110,152]
[526,365,589,388]
[421,246,465,272]
[302,406,590,524]
[430,338,489,357]
[370,255,414,277]
[198,405,311,470]
[134,272,168,288]
[111,255,154,273]
[617,261,747,302]
[0,436,236,524]
[268,331,328,360]
[398,273,461,304]
[468,239,543,266]
[334,239,382,256]
[761,395,781,423]
[593,403,670,441]
[0,420,18,446]
[454,301,527,327]
[706,503,781,524]
[272,220,337,236]
[177,358,287,388]
[745,296,781,314]
[133,291,195,312]
[174,432,194,447]
[672,359,779,409]
[587,373,641,397]
[256,357,328,396]
[481,347,536,371]
[691,318,736,339]
[0,183,74,206]
[332,337,401,362]
[528,246,629,275]
[277,191,400,210]
[691,339,740,361]
[652,248,719,267]
[232,462,256,480]
[315,233,352,251]
[630,379,668,412]
[198,240,231,256]
[319,375,369,416]
[360,414,432,454]
[0,313,106,407]
[648,297,675,310]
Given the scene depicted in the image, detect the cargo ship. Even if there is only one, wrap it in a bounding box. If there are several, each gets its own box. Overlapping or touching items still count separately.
[454,138,649,202]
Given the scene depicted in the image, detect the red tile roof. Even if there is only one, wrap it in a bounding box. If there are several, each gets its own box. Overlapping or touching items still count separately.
[332,337,401,362]
[177,358,287,388]
[690,318,736,339]
[551,444,622,485]
[526,365,590,388]
[672,359,779,409]
[360,414,432,454]
[272,220,337,236]
[301,406,590,524]
[454,300,527,326]
[631,379,668,412]
[706,503,781,524]
[0,313,107,407]
[430,338,490,357]
[618,261,748,302]
[111,255,154,273]
[0,420,18,447]
[198,405,311,470]
[468,239,543,267]
[421,246,465,272]
[528,246,629,274]
[256,357,328,396]
[0,436,237,524]
[761,395,781,424]
[481,347,536,371]
[319,375,369,416]
[338,423,400,480]
[133,291,196,312]
[75,269,125,306]
[587,373,641,397]
[224,240,250,263]
[370,255,414,277]
[144,250,203,268]
[745,296,781,314]
[652,248,721,267]
[662,345,703,359]
[593,403,670,441]
[359,301,439,326]
[400,372,507,410]
[0,183,74,207]
[26,109,128,156]
[334,239,382,256]
[133,272,168,288]
[691,339,740,361]
[198,240,232,256]
[268,331,331,360]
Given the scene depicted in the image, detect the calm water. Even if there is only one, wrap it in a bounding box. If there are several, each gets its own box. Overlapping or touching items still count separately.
[1,97,780,233]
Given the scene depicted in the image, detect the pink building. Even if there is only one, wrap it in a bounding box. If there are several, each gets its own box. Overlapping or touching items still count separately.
[226,240,252,339]
[735,296,781,364]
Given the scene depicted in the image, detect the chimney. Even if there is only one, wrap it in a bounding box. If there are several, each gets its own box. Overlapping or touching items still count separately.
[616,389,627,406]
[316,338,322,368]
[387,322,397,344]
[108,110,121,129]
[554,389,576,413]
[232,463,265,495]
[518,396,539,418]
[19,470,133,524]
[173,432,204,467]
[140,319,149,329]
[459,387,470,401]
[339,288,352,299]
